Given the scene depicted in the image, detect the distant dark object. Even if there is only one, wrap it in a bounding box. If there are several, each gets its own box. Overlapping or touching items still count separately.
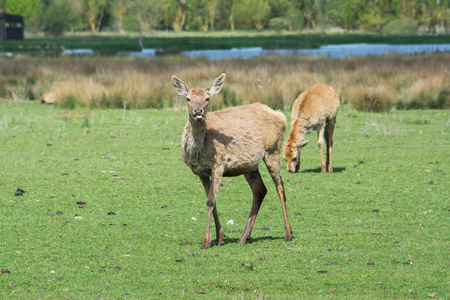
[14,188,26,196]
[107,212,116,215]
[76,201,86,208]
[0,14,24,41]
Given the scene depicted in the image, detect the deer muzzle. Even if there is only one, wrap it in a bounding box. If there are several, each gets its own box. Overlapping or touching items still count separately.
[193,108,204,121]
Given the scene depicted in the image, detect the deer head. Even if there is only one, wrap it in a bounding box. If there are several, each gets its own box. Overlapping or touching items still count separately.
[283,140,309,173]
[172,73,226,122]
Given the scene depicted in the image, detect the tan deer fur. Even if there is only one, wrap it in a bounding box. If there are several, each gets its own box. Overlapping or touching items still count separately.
[283,83,340,173]
[40,91,56,104]
[172,73,292,249]
[40,81,69,104]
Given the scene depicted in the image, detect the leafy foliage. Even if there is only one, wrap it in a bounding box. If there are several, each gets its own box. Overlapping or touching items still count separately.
[40,0,80,37]
[4,0,40,24]
[1,0,449,33]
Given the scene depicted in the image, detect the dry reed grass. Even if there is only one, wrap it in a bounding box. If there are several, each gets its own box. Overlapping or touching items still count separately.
[0,53,448,112]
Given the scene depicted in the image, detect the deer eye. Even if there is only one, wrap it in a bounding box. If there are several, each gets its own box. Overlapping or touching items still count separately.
[205,98,210,102]
[186,98,191,102]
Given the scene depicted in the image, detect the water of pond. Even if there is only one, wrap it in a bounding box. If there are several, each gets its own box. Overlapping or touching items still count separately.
[138,43,450,59]
[2,43,450,59]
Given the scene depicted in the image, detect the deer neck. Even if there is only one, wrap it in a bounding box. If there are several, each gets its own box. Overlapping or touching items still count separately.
[184,117,207,159]
[287,118,306,146]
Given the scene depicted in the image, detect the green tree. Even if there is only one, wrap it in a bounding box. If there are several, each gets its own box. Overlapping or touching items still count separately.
[165,0,187,31]
[268,0,303,30]
[235,0,270,30]
[419,0,449,32]
[207,0,218,30]
[130,0,168,33]
[186,0,209,31]
[298,0,318,29]
[341,0,359,30]
[362,0,396,32]
[4,0,40,24]
[326,0,343,27]
[80,0,110,32]
[223,0,238,30]
[111,0,129,33]
[41,0,79,36]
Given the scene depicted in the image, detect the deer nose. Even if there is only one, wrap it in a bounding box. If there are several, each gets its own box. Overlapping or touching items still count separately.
[193,108,203,115]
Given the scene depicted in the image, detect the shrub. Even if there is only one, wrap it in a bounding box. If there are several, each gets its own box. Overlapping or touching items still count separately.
[222,87,242,108]
[395,77,447,110]
[382,18,418,35]
[269,18,288,34]
[436,88,450,109]
[344,84,394,112]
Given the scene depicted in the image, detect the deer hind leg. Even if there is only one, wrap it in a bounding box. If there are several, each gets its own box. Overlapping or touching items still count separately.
[199,172,224,249]
[264,153,293,242]
[325,118,336,173]
[239,169,267,244]
[317,124,326,173]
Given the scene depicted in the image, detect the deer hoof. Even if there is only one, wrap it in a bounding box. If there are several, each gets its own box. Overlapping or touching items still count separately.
[216,242,224,246]
[284,238,293,242]
[200,245,210,249]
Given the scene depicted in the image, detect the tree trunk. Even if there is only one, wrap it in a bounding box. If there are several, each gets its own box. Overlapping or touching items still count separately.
[132,6,144,50]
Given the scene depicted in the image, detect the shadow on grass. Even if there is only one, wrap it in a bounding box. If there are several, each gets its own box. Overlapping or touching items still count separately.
[300,166,346,173]
[216,235,285,247]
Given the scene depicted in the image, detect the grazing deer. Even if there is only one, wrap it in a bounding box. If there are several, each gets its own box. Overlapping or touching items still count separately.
[283,83,340,173]
[172,73,292,249]
[40,91,56,104]
[40,81,69,104]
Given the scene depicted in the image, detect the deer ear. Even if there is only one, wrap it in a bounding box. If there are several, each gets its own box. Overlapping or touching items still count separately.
[295,140,309,148]
[300,140,309,147]
[172,75,189,97]
[206,73,226,96]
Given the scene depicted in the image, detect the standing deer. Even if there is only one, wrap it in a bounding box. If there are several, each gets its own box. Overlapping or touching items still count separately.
[172,73,292,249]
[283,83,340,173]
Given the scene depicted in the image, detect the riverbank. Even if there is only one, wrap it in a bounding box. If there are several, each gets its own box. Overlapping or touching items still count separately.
[1,31,450,55]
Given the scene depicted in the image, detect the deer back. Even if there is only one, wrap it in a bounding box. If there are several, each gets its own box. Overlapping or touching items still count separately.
[291,83,340,125]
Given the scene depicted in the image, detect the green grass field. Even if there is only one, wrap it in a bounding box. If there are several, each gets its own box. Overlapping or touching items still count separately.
[0,101,448,298]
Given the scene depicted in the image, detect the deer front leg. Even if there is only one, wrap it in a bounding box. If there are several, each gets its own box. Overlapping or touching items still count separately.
[295,149,301,173]
[264,155,293,242]
[200,169,224,249]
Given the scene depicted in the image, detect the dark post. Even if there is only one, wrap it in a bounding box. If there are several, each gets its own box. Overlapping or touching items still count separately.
[0,13,24,41]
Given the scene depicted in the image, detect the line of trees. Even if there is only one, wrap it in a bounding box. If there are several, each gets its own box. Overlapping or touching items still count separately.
[1,0,449,36]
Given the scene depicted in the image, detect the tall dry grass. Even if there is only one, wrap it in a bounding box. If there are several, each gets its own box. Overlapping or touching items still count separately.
[0,53,449,112]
